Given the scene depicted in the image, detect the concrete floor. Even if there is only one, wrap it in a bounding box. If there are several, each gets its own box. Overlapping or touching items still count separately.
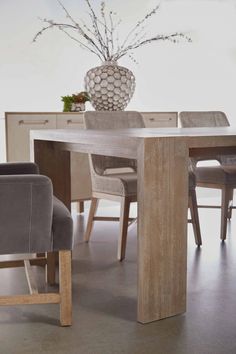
[1,193,236,354]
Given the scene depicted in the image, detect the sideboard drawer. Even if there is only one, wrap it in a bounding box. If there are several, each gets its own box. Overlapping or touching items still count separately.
[56,113,84,129]
[142,112,178,128]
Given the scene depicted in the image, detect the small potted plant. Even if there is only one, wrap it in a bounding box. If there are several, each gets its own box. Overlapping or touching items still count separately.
[61,91,90,112]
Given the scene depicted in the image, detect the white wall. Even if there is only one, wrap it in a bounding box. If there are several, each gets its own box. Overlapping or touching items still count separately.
[0,0,236,161]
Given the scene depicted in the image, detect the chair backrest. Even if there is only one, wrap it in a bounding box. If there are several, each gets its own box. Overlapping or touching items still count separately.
[84,111,145,175]
[179,111,229,128]
[179,111,233,165]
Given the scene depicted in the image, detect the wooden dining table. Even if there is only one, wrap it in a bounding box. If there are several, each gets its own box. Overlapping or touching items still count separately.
[30,126,236,324]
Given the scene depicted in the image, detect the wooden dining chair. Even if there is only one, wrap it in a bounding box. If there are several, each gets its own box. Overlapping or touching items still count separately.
[83,111,202,260]
[83,111,144,261]
[179,111,236,241]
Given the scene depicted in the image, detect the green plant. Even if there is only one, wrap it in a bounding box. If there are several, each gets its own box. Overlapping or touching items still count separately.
[61,95,74,112]
[61,91,90,112]
[72,91,91,103]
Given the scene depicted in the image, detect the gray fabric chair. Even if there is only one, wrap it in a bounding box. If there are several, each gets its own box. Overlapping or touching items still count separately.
[84,111,144,261]
[0,162,73,326]
[84,111,201,261]
[179,111,236,241]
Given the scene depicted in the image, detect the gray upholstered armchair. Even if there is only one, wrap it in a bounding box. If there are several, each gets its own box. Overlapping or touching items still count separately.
[0,162,73,326]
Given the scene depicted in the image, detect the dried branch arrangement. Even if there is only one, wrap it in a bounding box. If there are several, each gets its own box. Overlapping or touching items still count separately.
[33,0,191,62]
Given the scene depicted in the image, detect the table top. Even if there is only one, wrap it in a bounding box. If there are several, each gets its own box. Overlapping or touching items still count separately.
[31,126,236,139]
[30,127,236,159]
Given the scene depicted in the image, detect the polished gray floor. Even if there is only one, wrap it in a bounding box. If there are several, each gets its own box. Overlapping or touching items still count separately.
[1,193,236,354]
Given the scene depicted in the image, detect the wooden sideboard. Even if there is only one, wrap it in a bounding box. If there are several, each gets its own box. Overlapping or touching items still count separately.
[5,111,178,211]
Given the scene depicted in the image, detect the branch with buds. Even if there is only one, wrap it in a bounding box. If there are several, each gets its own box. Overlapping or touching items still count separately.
[33,0,191,62]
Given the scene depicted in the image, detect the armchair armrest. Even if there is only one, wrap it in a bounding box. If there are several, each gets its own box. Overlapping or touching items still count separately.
[0,174,53,254]
[0,162,39,175]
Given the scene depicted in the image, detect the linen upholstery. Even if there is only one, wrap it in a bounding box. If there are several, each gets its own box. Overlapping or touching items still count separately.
[92,172,137,197]
[189,171,196,190]
[0,163,73,254]
[179,111,229,128]
[95,172,195,197]
[84,111,144,196]
[195,165,236,186]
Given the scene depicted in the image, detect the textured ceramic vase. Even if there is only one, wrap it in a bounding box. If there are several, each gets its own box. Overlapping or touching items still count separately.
[84,61,135,111]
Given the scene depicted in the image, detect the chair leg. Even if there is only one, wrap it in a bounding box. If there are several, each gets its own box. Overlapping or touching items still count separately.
[221,187,232,241]
[117,197,130,261]
[77,201,84,214]
[59,250,72,326]
[227,189,234,220]
[84,198,99,242]
[46,252,57,285]
[189,189,202,246]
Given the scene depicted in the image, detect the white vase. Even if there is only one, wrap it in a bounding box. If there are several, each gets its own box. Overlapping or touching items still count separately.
[84,61,135,111]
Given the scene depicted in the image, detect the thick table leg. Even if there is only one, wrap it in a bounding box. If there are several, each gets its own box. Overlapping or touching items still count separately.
[137,137,189,323]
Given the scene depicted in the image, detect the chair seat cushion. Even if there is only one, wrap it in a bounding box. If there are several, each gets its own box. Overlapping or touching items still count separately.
[92,172,137,197]
[93,172,196,196]
[52,196,73,251]
[196,165,236,186]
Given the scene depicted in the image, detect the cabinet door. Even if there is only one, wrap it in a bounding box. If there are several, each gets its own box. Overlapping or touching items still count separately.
[141,112,178,128]
[56,113,92,202]
[6,113,57,161]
